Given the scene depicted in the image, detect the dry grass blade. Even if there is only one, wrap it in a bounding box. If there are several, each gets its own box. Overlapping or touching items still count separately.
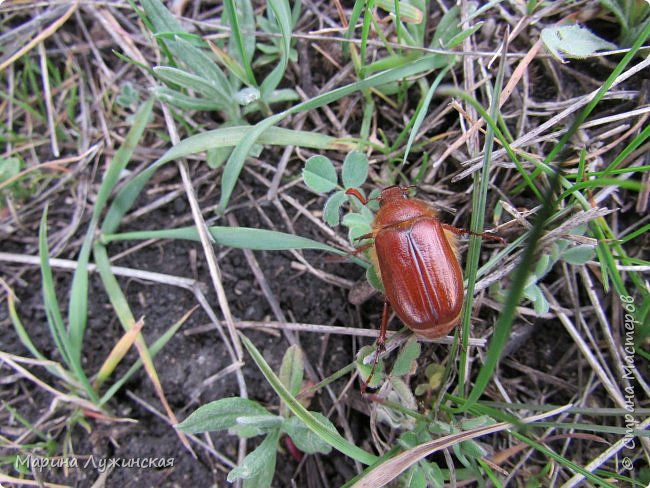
[0,1,79,72]
[353,406,573,487]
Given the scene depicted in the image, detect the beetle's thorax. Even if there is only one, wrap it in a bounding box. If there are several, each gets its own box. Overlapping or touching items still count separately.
[374,197,437,229]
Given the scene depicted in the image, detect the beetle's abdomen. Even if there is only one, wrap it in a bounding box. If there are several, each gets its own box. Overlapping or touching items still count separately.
[375,217,463,338]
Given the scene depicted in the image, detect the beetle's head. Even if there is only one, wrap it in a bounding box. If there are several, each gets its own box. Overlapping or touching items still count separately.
[379,186,412,206]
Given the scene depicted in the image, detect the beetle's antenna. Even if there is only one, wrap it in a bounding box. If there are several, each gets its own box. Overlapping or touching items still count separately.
[345,188,368,205]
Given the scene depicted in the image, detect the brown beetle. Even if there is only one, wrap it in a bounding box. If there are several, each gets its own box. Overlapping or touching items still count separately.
[347,186,502,378]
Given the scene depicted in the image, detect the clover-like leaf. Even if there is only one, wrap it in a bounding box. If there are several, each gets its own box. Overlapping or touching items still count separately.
[323,190,347,226]
[366,190,381,211]
[341,212,371,228]
[523,284,549,315]
[561,245,595,265]
[303,155,337,193]
[533,253,552,278]
[541,25,617,62]
[356,345,384,388]
[391,337,421,377]
[342,151,369,188]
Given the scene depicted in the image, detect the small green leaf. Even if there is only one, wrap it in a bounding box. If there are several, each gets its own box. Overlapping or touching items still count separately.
[541,25,617,62]
[279,345,304,399]
[342,151,369,188]
[227,428,280,483]
[0,156,21,182]
[176,397,271,433]
[445,22,483,49]
[303,155,338,193]
[399,431,419,449]
[523,284,549,315]
[425,363,445,391]
[282,415,334,454]
[342,212,371,228]
[430,5,460,48]
[561,245,595,265]
[390,376,417,410]
[348,224,373,248]
[356,345,384,388]
[460,439,488,458]
[243,460,275,488]
[427,460,445,486]
[323,191,347,226]
[391,337,421,376]
[367,189,381,211]
[405,466,427,488]
[523,283,540,302]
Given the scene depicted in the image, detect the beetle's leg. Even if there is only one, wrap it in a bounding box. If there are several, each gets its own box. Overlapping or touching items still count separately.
[377,299,390,353]
[441,224,505,244]
[349,232,375,257]
[361,300,391,395]
[350,242,373,256]
[354,232,374,242]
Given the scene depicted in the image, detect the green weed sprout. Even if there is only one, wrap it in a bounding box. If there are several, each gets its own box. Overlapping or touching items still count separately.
[600,0,650,47]
[177,345,337,488]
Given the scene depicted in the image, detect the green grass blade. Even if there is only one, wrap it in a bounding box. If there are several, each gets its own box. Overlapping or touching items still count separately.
[67,98,153,358]
[559,178,642,201]
[457,171,562,413]
[223,0,257,87]
[240,333,378,465]
[260,0,292,97]
[153,87,224,111]
[39,208,72,369]
[157,126,351,163]
[602,122,650,175]
[5,286,48,362]
[402,66,450,165]
[459,36,508,394]
[39,209,99,403]
[101,225,360,261]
